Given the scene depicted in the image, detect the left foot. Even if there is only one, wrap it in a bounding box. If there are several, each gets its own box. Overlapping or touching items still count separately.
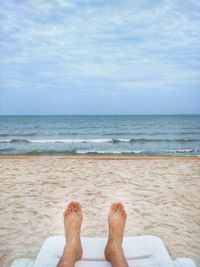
[63,201,83,261]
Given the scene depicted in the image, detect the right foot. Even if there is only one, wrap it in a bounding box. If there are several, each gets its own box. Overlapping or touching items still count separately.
[63,201,83,261]
[104,202,127,261]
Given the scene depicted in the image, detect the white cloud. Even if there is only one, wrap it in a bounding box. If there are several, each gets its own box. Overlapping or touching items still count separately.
[0,0,200,93]
[57,0,76,8]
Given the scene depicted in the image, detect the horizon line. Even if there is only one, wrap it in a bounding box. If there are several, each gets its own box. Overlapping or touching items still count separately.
[0,113,200,116]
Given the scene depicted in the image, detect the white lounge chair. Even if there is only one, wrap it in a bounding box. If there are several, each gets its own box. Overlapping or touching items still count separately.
[11,235,196,267]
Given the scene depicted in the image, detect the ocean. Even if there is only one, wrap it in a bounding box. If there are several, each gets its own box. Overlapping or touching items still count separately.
[0,115,200,156]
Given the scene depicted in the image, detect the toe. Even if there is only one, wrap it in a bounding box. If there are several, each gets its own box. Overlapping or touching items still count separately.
[122,209,127,219]
[113,203,118,212]
[121,209,125,216]
[67,208,70,215]
[110,203,115,210]
[116,203,121,212]
[118,202,124,210]
[74,201,81,211]
[75,201,81,207]
[68,201,73,208]
[72,202,77,211]
[110,203,116,213]
[77,205,82,215]
[119,208,124,216]
[118,204,123,212]
[68,201,74,212]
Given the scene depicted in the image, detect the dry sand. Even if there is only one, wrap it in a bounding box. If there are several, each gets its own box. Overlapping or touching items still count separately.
[0,156,200,267]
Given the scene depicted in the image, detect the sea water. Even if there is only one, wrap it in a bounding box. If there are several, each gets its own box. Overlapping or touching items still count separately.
[0,115,200,156]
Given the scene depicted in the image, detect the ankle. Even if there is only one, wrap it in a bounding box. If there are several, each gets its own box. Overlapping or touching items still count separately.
[105,242,124,261]
[63,244,81,260]
[109,248,128,267]
[109,251,127,267]
[58,254,76,267]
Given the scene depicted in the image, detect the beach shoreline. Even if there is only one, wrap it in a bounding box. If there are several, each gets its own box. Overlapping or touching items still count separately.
[0,155,200,160]
[0,156,200,266]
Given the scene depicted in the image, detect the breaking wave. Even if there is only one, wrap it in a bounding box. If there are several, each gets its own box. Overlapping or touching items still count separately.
[0,138,198,144]
[5,149,198,156]
[15,149,144,156]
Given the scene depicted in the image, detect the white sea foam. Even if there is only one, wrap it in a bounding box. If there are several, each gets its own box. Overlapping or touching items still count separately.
[76,149,144,154]
[28,138,135,143]
[30,138,113,143]
[0,138,198,144]
[0,138,132,144]
[166,149,195,153]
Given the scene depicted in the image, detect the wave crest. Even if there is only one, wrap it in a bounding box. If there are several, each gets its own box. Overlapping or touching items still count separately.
[0,138,198,144]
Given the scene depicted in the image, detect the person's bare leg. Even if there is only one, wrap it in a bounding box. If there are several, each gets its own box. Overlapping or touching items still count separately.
[57,201,83,267]
[105,202,128,267]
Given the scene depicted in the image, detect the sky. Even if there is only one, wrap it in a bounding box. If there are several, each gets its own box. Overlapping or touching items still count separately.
[0,0,200,115]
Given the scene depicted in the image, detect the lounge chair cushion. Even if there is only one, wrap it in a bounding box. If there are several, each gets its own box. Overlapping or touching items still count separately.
[33,235,174,267]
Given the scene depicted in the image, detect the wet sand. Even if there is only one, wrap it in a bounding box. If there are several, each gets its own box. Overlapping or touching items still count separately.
[0,156,200,267]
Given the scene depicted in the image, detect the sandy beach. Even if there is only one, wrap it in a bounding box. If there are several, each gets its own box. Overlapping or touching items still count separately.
[0,156,200,267]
